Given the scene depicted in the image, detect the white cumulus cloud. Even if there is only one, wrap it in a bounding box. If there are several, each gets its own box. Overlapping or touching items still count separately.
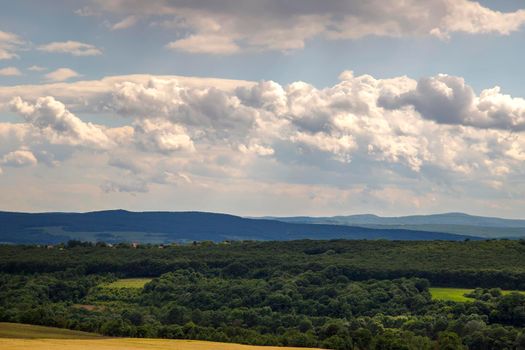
[1,149,37,167]
[112,16,138,30]
[45,68,81,82]
[380,74,525,131]
[0,30,25,60]
[0,66,22,76]
[166,34,241,55]
[90,0,525,54]
[27,65,47,72]
[1,72,524,214]
[9,96,117,149]
[133,118,195,153]
[38,41,102,56]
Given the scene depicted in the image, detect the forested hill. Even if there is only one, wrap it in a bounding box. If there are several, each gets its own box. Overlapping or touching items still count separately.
[262,212,525,238]
[0,210,479,244]
[264,212,525,227]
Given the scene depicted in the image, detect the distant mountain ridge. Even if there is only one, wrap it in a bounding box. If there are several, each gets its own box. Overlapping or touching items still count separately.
[260,212,525,238]
[0,210,479,244]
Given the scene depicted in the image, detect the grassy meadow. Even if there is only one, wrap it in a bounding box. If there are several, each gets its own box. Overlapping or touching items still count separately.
[0,323,323,350]
[103,278,153,289]
[429,287,475,302]
[429,287,525,302]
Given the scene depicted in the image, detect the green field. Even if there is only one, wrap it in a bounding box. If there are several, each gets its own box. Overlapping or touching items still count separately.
[0,323,322,350]
[103,278,152,289]
[429,287,525,302]
[429,287,475,302]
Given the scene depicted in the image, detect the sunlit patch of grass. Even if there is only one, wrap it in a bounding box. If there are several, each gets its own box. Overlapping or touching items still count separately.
[429,287,474,302]
[102,278,152,289]
[430,287,525,302]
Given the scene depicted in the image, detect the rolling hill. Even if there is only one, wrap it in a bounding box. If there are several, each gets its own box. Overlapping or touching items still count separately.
[0,323,323,350]
[262,213,525,238]
[0,210,478,244]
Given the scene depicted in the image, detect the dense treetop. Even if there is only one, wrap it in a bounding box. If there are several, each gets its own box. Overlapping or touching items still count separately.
[2,240,525,288]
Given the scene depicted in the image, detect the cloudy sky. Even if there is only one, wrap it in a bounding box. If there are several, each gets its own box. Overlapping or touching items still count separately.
[1,0,525,218]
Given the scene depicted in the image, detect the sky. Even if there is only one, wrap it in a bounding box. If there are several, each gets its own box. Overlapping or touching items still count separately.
[1,0,525,218]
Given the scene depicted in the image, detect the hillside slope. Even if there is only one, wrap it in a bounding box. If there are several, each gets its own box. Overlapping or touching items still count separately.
[265,212,525,226]
[263,213,525,238]
[0,323,323,350]
[0,210,478,244]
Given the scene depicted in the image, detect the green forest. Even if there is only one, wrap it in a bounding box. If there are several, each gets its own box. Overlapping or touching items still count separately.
[1,239,525,349]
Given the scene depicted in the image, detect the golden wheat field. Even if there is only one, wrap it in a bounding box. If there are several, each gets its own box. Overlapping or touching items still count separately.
[0,323,324,350]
